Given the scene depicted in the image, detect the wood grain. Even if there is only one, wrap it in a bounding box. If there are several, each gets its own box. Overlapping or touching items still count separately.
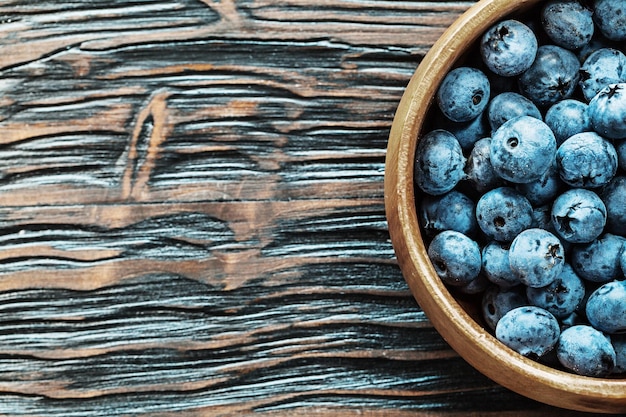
[0,1,597,416]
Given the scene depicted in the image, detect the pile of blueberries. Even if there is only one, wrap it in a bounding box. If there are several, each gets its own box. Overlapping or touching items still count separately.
[415,0,626,377]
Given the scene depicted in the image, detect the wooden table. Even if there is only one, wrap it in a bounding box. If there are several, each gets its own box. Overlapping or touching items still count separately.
[0,1,603,416]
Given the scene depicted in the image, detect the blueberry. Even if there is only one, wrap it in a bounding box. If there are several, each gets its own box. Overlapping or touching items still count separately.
[436,67,490,123]
[480,19,538,77]
[599,176,626,236]
[526,263,585,319]
[496,306,560,359]
[487,92,542,132]
[592,0,626,41]
[516,161,563,207]
[556,131,617,188]
[551,188,607,243]
[427,230,481,287]
[571,233,626,283]
[541,0,594,51]
[616,141,626,169]
[419,190,478,238]
[490,116,557,184]
[509,228,565,288]
[464,137,504,193]
[586,280,626,334]
[518,45,580,108]
[414,129,466,196]
[579,48,626,101]
[482,285,528,331]
[557,325,615,377]
[456,273,490,295]
[481,241,520,289]
[544,99,592,146]
[588,82,626,139]
[476,187,533,242]
[613,334,626,373]
[443,111,490,152]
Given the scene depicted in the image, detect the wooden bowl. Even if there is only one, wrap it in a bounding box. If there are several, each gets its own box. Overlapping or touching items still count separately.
[384,0,626,413]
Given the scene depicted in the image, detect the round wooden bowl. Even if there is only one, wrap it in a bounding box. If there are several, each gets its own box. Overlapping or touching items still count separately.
[384,0,626,413]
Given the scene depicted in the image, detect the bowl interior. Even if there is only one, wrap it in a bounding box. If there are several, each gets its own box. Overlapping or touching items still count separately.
[384,0,626,413]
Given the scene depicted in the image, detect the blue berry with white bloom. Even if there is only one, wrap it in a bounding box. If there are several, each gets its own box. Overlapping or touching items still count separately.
[571,233,626,283]
[509,228,565,288]
[526,263,585,319]
[465,137,504,193]
[427,230,481,287]
[487,92,542,132]
[541,0,594,51]
[592,0,626,41]
[419,190,478,238]
[586,280,626,334]
[579,48,626,101]
[544,99,591,146]
[490,116,557,184]
[516,162,563,207]
[496,306,560,359]
[519,45,580,108]
[551,188,607,243]
[482,285,527,331]
[414,129,466,196]
[556,131,617,188]
[481,241,520,289]
[436,67,490,123]
[588,82,626,139]
[600,176,626,236]
[557,325,616,377]
[480,19,538,77]
[476,187,533,242]
[613,335,626,374]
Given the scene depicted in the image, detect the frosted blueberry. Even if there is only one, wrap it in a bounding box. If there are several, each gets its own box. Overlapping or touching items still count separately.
[571,234,626,283]
[427,230,481,287]
[509,228,565,288]
[544,99,591,146]
[481,241,520,289]
[419,190,478,238]
[599,176,626,236]
[557,325,616,377]
[464,137,504,193]
[586,280,626,334]
[436,67,490,123]
[616,141,626,169]
[592,0,626,41]
[490,116,557,184]
[556,131,617,189]
[518,45,580,108]
[551,188,607,243]
[541,0,594,51]
[487,92,542,132]
[579,48,626,101]
[613,335,626,373]
[414,129,466,196]
[443,111,489,152]
[516,162,563,207]
[526,263,585,319]
[482,285,527,331]
[496,306,560,359]
[480,19,538,77]
[476,187,533,242]
[588,83,626,139]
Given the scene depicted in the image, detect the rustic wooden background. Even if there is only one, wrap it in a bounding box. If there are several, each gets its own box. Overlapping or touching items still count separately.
[0,1,607,416]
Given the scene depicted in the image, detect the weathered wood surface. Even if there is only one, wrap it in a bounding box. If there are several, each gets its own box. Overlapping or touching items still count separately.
[0,1,601,416]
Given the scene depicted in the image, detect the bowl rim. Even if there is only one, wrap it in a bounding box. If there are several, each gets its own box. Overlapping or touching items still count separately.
[384,0,626,413]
